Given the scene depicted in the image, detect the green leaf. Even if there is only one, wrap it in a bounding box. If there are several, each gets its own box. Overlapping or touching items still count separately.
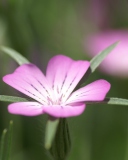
[0,95,28,102]
[0,129,7,160]
[87,97,128,106]
[45,118,59,150]
[106,97,128,106]
[90,41,119,72]
[0,46,29,65]
[74,41,119,89]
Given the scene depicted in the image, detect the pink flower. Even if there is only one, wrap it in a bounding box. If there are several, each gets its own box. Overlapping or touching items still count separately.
[3,55,110,118]
[85,30,128,77]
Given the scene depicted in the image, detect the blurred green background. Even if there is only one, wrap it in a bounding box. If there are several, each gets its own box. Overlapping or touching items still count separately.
[0,0,128,160]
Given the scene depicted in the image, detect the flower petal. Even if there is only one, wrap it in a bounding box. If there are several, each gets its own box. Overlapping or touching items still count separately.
[3,64,52,104]
[46,55,90,102]
[43,103,86,118]
[60,60,90,102]
[46,55,73,93]
[66,79,111,104]
[8,102,44,116]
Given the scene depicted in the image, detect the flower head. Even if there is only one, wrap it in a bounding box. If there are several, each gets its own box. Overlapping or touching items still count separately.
[85,30,128,77]
[3,55,110,118]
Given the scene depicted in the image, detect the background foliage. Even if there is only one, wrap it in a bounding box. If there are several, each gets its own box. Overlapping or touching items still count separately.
[0,0,128,160]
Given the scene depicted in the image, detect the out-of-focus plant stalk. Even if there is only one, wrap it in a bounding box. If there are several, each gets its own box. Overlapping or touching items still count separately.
[0,129,7,160]
[6,120,13,160]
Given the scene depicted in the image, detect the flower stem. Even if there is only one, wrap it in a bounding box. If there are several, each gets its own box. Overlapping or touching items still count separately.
[45,118,59,149]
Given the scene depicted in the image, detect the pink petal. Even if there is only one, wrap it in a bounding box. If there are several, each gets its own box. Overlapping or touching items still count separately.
[66,79,111,104]
[46,55,73,93]
[3,64,52,104]
[43,103,86,118]
[46,55,90,101]
[8,102,44,116]
[60,60,90,102]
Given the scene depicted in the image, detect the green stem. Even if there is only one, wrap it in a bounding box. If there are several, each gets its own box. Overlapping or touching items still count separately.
[45,118,59,149]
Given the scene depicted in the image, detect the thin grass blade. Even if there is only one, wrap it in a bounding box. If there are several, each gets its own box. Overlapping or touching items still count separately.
[0,95,28,102]
[0,46,29,65]
[90,41,119,72]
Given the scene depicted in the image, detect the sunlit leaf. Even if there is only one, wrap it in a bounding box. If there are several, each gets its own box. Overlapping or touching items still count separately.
[105,97,128,106]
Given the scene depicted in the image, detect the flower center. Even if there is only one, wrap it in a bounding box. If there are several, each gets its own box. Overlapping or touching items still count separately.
[47,94,64,105]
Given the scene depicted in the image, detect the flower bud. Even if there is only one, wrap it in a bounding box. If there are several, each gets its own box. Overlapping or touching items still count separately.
[50,118,71,160]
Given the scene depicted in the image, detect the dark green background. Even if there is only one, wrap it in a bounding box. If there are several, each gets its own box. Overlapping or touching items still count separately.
[0,0,128,160]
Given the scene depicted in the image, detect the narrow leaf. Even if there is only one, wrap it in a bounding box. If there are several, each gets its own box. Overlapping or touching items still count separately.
[0,95,28,102]
[87,97,128,106]
[6,120,13,160]
[74,41,119,89]
[45,118,59,150]
[0,129,7,160]
[106,97,128,106]
[0,46,29,65]
[90,41,119,72]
